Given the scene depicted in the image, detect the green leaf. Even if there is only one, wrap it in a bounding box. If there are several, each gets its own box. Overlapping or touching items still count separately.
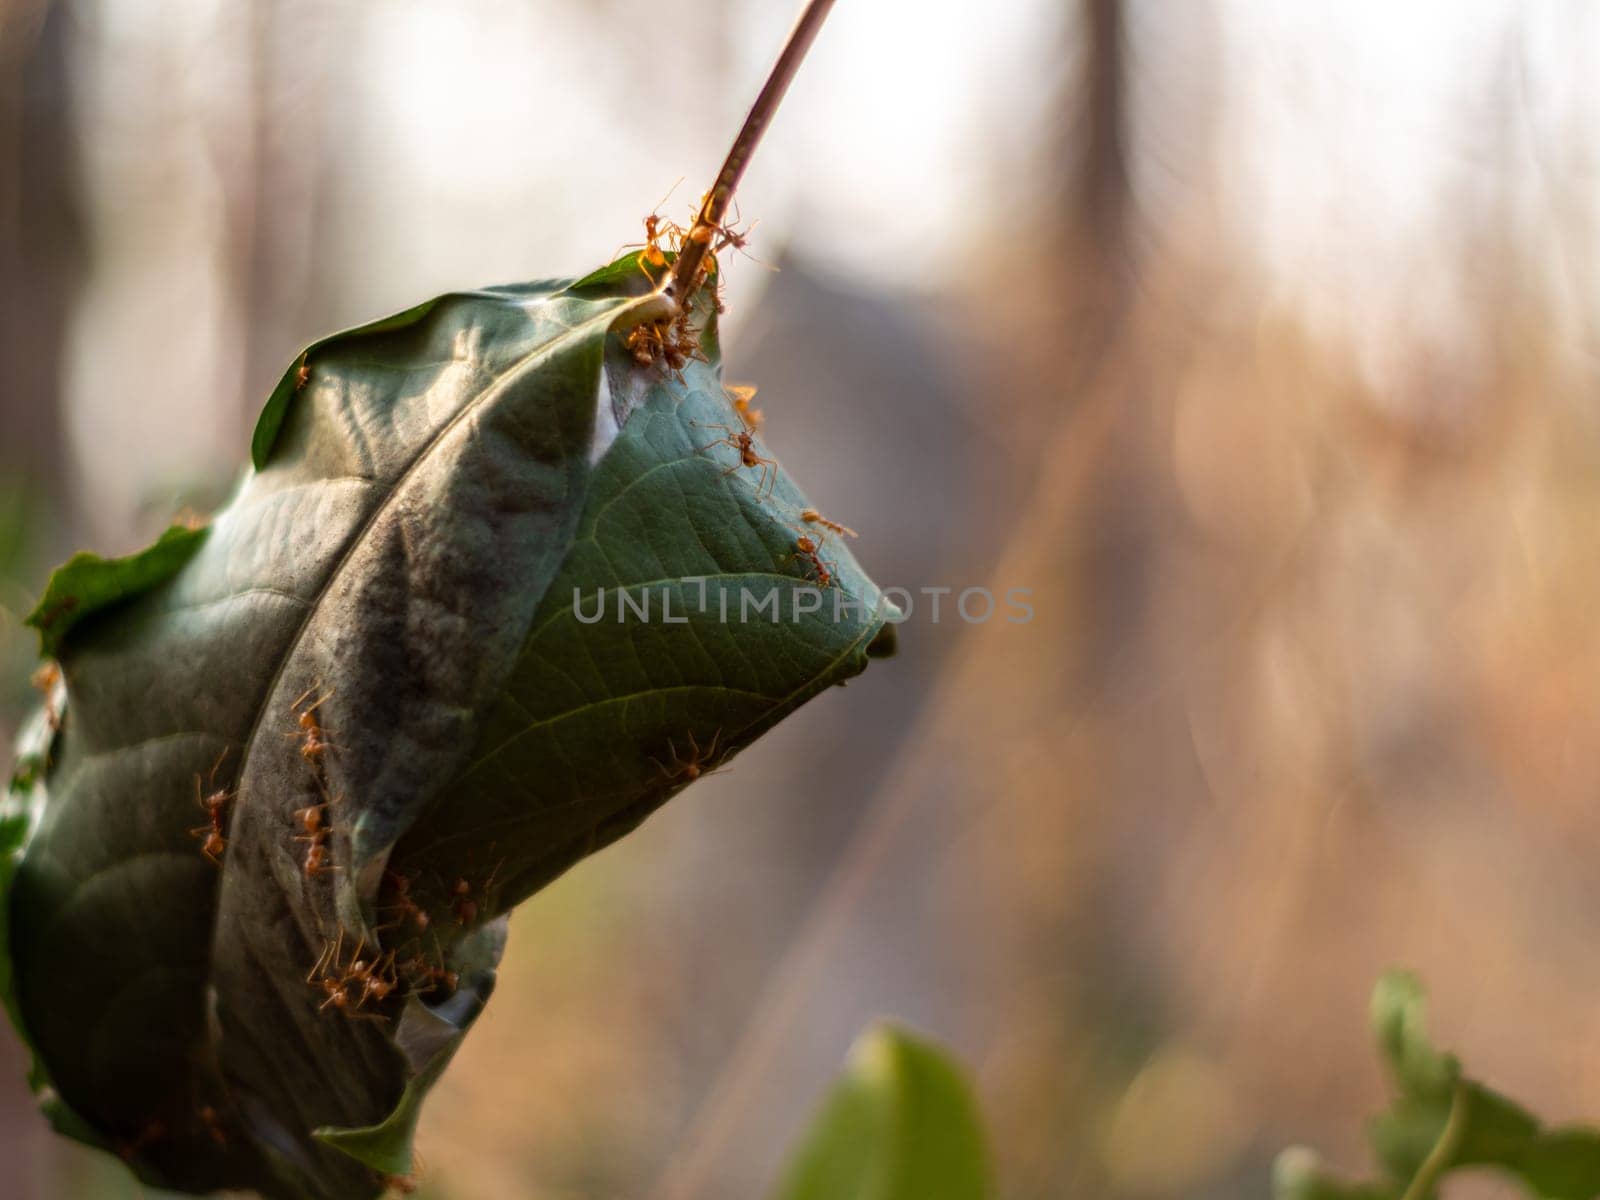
[1275,973,1600,1200]
[774,1024,993,1200]
[5,259,893,1198]
[24,523,208,657]
[2,698,62,1087]
[1273,1148,1395,1200]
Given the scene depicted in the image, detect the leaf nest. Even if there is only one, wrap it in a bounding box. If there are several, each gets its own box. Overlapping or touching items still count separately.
[1,255,895,1198]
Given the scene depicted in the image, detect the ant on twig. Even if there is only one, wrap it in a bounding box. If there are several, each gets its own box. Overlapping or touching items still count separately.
[692,421,779,497]
[189,748,233,864]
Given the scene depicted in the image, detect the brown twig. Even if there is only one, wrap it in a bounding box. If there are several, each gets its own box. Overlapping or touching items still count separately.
[667,0,838,307]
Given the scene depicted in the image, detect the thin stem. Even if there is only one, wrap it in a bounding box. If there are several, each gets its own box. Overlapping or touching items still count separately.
[1398,1081,1468,1200]
[668,0,838,305]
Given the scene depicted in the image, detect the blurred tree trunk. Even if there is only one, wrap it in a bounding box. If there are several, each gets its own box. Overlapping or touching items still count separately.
[219,0,337,437]
[0,0,84,550]
[1053,0,1143,683]
[1060,0,1132,325]
[0,7,82,1192]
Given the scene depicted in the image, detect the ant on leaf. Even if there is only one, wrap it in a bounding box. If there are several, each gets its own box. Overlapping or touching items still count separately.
[189,747,233,864]
[786,533,838,589]
[726,384,764,430]
[294,797,336,877]
[378,868,430,935]
[692,421,778,497]
[798,507,858,539]
[652,729,726,787]
[289,685,334,766]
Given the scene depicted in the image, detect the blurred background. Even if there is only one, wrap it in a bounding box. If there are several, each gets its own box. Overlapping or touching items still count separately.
[4,0,1600,1196]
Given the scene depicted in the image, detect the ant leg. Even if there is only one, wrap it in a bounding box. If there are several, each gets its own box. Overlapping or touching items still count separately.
[206,746,231,785]
[290,684,334,714]
[306,936,335,985]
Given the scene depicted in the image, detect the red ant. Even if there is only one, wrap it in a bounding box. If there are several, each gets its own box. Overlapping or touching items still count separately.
[726,384,764,430]
[693,421,778,497]
[302,840,333,877]
[30,660,59,694]
[381,1149,429,1195]
[625,307,706,373]
[640,211,684,271]
[679,192,760,275]
[197,1104,228,1147]
[30,660,63,730]
[652,730,725,786]
[189,748,233,864]
[798,507,858,539]
[307,931,390,1017]
[342,940,398,1009]
[400,954,459,997]
[294,353,311,392]
[399,937,459,996]
[289,686,334,765]
[625,321,680,369]
[379,869,430,934]
[294,798,327,838]
[614,180,686,275]
[707,197,757,254]
[448,859,503,928]
[786,533,838,589]
[295,798,335,877]
[307,934,352,1013]
[117,1118,167,1163]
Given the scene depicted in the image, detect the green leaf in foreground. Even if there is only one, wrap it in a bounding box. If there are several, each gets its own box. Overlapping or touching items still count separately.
[774,1024,993,1200]
[24,523,208,657]
[2,254,895,1198]
[1274,972,1600,1200]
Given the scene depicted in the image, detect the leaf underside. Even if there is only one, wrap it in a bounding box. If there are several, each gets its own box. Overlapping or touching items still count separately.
[2,254,894,1198]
